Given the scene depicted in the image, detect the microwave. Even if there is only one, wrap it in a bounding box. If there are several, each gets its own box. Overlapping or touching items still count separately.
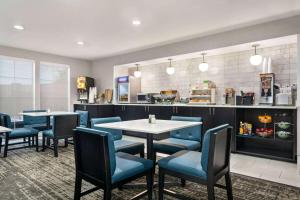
[137,93,149,103]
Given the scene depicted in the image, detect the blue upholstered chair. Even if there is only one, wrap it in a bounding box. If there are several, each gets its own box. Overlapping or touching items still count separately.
[23,109,48,131]
[91,117,145,157]
[75,110,88,128]
[158,124,233,200]
[73,127,153,200]
[153,116,202,186]
[153,116,202,155]
[0,113,39,157]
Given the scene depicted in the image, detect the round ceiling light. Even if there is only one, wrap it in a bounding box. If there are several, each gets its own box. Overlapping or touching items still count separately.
[77,41,85,46]
[132,20,141,26]
[250,44,262,66]
[198,53,209,72]
[198,62,209,72]
[166,59,175,75]
[13,25,24,30]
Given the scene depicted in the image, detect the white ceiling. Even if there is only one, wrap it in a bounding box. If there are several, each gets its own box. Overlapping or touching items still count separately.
[0,0,300,60]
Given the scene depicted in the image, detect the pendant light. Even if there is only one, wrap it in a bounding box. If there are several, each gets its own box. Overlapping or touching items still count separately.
[134,64,141,78]
[198,53,209,72]
[250,44,263,66]
[166,58,175,75]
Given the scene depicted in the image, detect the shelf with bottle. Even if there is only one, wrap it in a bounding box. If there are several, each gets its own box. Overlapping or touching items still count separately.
[235,108,297,162]
[237,119,294,142]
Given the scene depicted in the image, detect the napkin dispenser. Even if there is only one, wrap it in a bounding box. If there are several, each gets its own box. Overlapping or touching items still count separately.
[236,92,255,105]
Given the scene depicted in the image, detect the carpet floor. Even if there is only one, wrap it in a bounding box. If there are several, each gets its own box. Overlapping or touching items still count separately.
[0,146,300,200]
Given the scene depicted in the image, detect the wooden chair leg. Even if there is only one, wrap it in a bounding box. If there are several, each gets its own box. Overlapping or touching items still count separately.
[4,136,9,158]
[35,135,39,152]
[64,138,68,147]
[207,183,215,200]
[225,172,233,200]
[152,151,156,175]
[103,188,112,200]
[0,137,2,153]
[53,139,58,157]
[42,135,46,151]
[74,174,82,200]
[146,170,153,200]
[117,186,123,190]
[140,150,145,158]
[181,179,186,187]
[158,169,165,200]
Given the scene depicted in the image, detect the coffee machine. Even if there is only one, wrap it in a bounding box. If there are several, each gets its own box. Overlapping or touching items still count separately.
[259,73,275,105]
[77,76,95,103]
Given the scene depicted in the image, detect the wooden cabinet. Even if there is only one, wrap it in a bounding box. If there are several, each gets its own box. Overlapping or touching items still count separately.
[73,104,114,126]
[212,107,236,151]
[158,106,173,119]
[97,105,114,118]
[191,107,213,132]
[114,105,127,120]
[127,106,147,120]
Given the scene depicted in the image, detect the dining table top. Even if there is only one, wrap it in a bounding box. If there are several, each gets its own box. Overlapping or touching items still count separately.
[94,119,202,134]
[19,111,78,117]
[0,126,12,133]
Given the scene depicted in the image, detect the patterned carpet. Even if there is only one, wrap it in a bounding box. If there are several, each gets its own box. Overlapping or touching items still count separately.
[0,145,300,200]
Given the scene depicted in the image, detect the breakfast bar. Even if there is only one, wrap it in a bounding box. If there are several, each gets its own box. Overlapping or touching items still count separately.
[75,103,297,162]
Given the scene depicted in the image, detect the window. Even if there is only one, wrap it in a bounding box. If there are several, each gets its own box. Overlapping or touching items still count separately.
[40,62,70,111]
[0,56,34,116]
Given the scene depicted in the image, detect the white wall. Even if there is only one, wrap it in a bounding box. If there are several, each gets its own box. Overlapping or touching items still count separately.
[0,45,92,110]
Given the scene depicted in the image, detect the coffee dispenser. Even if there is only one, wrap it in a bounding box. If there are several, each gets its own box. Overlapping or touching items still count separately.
[259,73,275,105]
[77,76,95,103]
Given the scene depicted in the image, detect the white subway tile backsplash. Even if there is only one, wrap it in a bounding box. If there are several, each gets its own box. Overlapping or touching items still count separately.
[115,44,297,102]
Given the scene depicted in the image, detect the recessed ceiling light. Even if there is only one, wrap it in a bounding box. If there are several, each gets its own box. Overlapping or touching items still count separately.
[76,41,84,46]
[13,25,24,30]
[132,20,141,26]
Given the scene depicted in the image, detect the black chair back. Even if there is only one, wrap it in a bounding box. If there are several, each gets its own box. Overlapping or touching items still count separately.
[53,115,78,138]
[0,114,12,128]
[73,128,111,185]
[208,125,232,176]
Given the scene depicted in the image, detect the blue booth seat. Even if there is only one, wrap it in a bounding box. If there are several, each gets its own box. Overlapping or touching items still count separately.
[73,127,153,199]
[154,116,202,155]
[0,113,39,157]
[75,110,88,128]
[23,109,48,131]
[91,117,145,157]
[157,124,233,200]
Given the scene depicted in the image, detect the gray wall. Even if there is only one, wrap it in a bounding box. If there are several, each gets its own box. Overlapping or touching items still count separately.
[0,45,92,110]
[92,15,300,92]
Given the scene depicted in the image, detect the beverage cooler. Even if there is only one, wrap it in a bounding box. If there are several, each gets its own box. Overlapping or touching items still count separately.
[116,76,141,103]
